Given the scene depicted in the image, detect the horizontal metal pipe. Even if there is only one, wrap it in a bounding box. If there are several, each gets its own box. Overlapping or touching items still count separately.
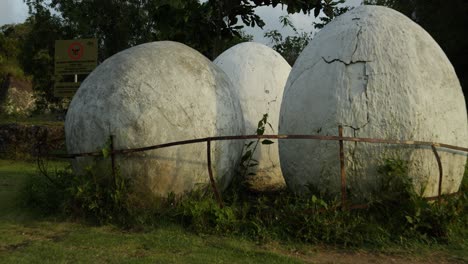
[53,134,468,159]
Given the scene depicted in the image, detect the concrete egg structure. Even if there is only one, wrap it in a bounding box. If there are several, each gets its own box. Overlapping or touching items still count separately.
[279,6,468,198]
[65,41,245,197]
[214,42,291,191]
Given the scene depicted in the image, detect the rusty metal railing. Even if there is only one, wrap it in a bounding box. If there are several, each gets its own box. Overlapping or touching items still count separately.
[43,126,468,209]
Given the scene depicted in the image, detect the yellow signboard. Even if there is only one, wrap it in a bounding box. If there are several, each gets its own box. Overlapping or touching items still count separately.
[55,60,97,75]
[54,82,81,97]
[54,38,98,97]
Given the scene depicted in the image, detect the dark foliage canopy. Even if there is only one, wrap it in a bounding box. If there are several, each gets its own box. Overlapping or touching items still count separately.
[17,0,342,108]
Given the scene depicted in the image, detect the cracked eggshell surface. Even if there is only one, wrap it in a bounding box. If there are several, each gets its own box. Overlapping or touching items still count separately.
[214,42,291,191]
[279,6,468,198]
[65,41,245,197]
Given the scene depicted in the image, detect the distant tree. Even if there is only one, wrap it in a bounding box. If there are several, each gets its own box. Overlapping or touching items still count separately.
[18,5,71,111]
[22,0,344,110]
[365,0,468,101]
[24,0,344,60]
[314,5,351,29]
[0,23,31,79]
[265,0,357,65]
[264,15,313,66]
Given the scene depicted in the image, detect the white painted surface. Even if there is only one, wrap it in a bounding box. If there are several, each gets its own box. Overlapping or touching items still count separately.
[279,6,468,198]
[65,41,245,197]
[215,42,291,191]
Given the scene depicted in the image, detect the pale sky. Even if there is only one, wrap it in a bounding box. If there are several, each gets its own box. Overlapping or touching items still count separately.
[0,0,363,44]
[245,0,363,43]
[0,0,29,26]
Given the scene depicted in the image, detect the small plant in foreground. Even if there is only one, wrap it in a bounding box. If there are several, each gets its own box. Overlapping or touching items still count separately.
[66,164,131,225]
[238,113,275,188]
[23,160,134,225]
[23,136,136,226]
[21,165,74,215]
[369,158,467,243]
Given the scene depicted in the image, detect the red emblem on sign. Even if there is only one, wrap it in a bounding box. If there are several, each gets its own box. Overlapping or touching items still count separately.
[67,42,84,60]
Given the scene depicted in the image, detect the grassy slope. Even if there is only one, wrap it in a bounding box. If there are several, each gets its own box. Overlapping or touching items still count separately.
[0,160,37,221]
[0,159,466,263]
[0,160,300,263]
[0,223,302,264]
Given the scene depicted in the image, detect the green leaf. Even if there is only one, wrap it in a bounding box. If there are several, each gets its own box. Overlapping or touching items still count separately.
[101,136,112,158]
[245,141,254,148]
[320,200,328,209]
[257,120,264,128]
[267,122,274,131]
[314,5,321,17]
[405,215,413,224]
[311,195,317,203]
[102,148,109,158]
[261,139,275,145]
[241,150,252,162]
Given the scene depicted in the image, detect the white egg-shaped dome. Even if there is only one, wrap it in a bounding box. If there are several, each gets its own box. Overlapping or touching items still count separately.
[66,41,245,197]
[215,42,291,191]
[279,6,467,199]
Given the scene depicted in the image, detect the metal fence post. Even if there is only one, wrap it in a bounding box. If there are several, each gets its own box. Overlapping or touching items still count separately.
[339,126,347,209]
[110,135,116,179]
[431,144,443,202]
[206,139,224,208]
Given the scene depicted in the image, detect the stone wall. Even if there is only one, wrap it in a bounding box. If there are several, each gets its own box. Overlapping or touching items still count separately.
[0,123,65,160]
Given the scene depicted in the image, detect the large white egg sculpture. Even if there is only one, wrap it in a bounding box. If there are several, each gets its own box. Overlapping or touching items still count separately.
[279,6,468,198]
[215,42,291,191]
[65,41,245,197]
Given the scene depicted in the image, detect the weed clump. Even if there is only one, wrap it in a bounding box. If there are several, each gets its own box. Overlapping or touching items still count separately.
[22,162,133,225]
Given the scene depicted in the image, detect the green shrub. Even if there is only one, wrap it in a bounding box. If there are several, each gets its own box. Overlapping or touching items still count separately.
[368,158,467,243]
[64,165,131,225]
[21,165,73,215]
[21,159,135,226]
[166,158,467,246]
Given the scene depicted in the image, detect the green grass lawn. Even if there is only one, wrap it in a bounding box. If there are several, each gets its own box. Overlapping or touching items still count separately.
[0,159,38,221]
[0,159,466,263]
[0,114,64,127]
[0,160,304,263]
[0,222,305,263]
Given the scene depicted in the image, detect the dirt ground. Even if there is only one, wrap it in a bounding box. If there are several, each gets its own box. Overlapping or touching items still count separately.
[265,242,466,264]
